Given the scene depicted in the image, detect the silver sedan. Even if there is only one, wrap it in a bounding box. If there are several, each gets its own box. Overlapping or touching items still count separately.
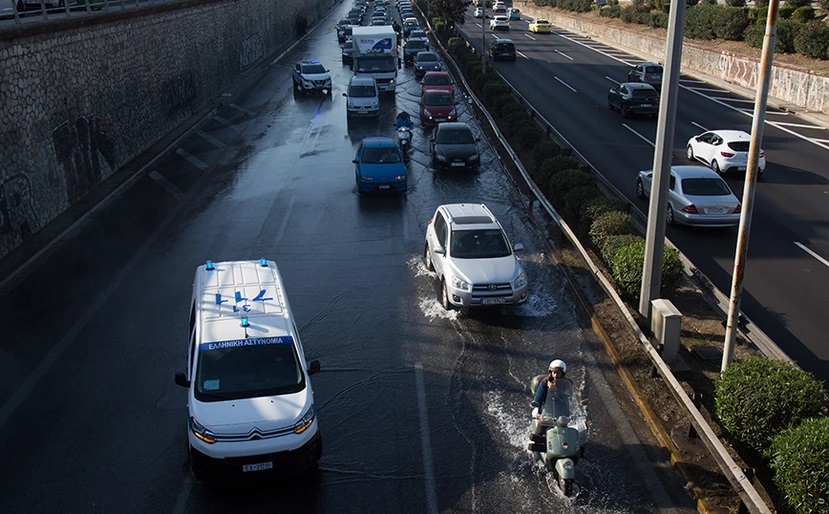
[636,165,742,227]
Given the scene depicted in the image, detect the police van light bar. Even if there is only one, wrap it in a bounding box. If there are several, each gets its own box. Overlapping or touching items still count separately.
[259,259,268,267]
[205,260,215,271]
[241,316,250,327]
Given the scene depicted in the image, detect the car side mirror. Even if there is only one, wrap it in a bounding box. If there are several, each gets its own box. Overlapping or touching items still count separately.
[342,92,347,97]
[514,243,524,252]
[475,137,481,142]
[435,246,446,256]
[174,372,190,388]
[352,159,358,163]
[308,359,321,375]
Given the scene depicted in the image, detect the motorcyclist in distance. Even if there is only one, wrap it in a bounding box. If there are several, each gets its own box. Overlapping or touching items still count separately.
[531,359,573,436]
[395,111,414,129]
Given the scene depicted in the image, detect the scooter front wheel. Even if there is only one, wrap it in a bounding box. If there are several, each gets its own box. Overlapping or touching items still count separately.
[560,477,574,496]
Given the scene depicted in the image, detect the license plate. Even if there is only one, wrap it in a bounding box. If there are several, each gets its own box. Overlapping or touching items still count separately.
[434,117,445,122]
[379,184,391,189]
[242,461,273,472]
[641,104,653,108]
[707,207,728,214]
[482,298,506,305]
[738,167,746,171]
[450,162,465,167]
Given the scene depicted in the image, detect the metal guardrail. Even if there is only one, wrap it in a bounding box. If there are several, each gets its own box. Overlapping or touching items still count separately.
[0,0,179,25]
[423,14,774,514]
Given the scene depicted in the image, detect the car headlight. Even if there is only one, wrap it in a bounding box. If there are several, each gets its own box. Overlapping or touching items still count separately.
[190,417,216,444]
[294,405,315,434]
[436,154,447,161]
[395,174,406,181]
[468,154,480,162]
[423,108,433,116]
[450,275,469,291]
[514,271,527,289]
[449,108,456,116]
[371,101,378,108]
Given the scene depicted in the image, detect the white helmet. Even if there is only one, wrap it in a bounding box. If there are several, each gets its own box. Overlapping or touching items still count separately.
[549,359,567,373]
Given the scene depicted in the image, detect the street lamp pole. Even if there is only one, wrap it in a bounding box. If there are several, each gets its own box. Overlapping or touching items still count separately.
[481,2,486,71]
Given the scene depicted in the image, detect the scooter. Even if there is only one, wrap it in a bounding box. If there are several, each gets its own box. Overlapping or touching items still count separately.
[528,374,586,496]
[397,126,412,150]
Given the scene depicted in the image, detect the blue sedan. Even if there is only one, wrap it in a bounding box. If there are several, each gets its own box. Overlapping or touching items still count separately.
[353,137,407,194]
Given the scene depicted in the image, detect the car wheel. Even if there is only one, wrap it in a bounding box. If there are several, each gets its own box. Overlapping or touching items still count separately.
[424,244,434,271]
[636,178,646,199]
[686,145,694,161]
[666,205,676,226]
[16,0,24,12]
[712,160,721,174]
[441,280,453,310]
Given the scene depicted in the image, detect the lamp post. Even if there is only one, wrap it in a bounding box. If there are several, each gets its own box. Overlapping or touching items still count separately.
[481,2,486,70]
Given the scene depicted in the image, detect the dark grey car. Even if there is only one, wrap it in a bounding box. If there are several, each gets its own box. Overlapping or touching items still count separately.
[607,82,659,118]
[430,122,481,170]
[403,38,429,64]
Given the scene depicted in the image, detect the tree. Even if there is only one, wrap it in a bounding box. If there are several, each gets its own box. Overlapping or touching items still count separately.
[431,0,468,29]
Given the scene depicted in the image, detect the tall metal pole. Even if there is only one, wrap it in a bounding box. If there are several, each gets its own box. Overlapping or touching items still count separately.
[638,0,687,319]
[481,2,487,71]
[722,1,779,372]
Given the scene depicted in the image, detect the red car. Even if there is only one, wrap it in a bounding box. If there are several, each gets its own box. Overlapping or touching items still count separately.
[419,90,457,125]
[420,71,455,97]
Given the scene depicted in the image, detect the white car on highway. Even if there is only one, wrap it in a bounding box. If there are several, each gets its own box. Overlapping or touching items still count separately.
[686,129,766,177]
[489,15,509,31]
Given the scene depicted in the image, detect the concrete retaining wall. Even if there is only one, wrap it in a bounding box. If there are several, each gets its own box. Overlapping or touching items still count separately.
[522,6,829,115]
[0,0,336,262]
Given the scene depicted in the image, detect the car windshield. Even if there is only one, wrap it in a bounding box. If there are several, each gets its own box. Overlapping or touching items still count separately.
[681,178,732,196]
[354,55,396,72]
[436,127,475,144]
[632,90,657,99]
[195,337,304,402]
[407,40,427,50]
[343,42,353,50]
[417,53,439,63]
[362,147,402,164]
[646,66,663,74]
[423,74,451,86]
[302,64,326,74]
[727,141,750,152]
[424,92,452,106]
[349,85,376,97]
[451,229,511,258]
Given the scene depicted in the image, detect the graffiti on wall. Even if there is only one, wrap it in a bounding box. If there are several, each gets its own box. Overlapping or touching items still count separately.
[240,33,264,71]
[0,174,40,246]
[53,115,118,206]
[160,71,197,116]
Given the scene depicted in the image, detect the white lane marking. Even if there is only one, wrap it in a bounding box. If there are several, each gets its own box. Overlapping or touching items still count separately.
[475,23,482,28]
[738,108,789,116]
[795,242,829,268]
[813,138,829,144]
[605,75,620,85]
[680,78,707,84]
[554,49,573,61]
[214,115,243,132]
[517,50,529,59]
[149,170,184,200]
[175,148,208,171]
[414,363,438,514]
[555,76,577,93]
[687,86,726,92]
[197,130,227,150]
[524,33,536,40]
[709,96,756,104]
[773,121,825,130]
[555,29,829,152]
[229,103,255,116]
[691,121,708,132]
[622,123,655,147]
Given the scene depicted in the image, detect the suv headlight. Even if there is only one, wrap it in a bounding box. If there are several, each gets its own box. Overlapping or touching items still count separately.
[294,405,315,434]
[190,417,216,444]
[514,271,527,289]
[450,275,469,291]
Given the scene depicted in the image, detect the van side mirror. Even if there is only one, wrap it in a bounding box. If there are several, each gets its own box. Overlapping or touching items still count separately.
[308,359,321,375]
[174,372,190,388]
[435,246,445,256]
[514,243,524,252]
[343,92,348,97]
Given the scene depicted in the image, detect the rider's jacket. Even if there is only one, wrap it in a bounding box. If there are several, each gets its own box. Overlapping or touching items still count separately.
[534,377,573,419]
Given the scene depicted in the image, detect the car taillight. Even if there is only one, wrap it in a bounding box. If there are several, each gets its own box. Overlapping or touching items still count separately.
[720,151,734,157]
[428,218,433,225]
[759,151,765,158]
[682,205,699,214]
[732,204,742,214]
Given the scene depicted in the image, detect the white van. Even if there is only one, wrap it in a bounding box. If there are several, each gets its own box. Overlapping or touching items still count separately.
[175,259,321,482]
[343,74,380,117]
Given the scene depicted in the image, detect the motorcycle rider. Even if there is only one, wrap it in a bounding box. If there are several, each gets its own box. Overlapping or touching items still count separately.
[395,111,414,129]
[531,359,573,436]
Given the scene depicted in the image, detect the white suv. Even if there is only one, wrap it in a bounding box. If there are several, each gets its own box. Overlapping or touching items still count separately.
[292,60,332,95]
[424,204,528,309]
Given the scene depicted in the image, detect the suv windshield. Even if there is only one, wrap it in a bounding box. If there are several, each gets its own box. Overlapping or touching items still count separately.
[302,64,326,74]
[407,40,427,50]
[417,53,438,62]
[195,337,304,402]
[349,85,376,97]
[436,127,474,144]
[681,178,732,196]
[451,229,511,258]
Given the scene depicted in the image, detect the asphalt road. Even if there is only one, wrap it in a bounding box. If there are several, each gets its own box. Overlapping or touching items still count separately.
[0,1,698,512]
[458,10,829,385]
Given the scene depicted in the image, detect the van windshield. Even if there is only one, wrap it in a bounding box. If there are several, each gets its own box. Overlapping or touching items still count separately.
[195,336,305,401]
[349,85,376,97]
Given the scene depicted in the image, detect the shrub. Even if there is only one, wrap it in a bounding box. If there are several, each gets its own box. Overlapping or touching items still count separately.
[600,234,643,263]
[784,0,811,7]
[481,81,511,105]
[533,140,562,166]
[724,0,745,6]
[620,5,645,23]
[465,60,483,79]
[794,21,829,59]
[647,11,669,28]
[539,156,581,181]
[768,417,829,514]
[589,210,633,250]
[699,0,717,5]
[599,5,622,17]
[791,6,815,23]
[433,20,446,34]
[494,95,521,118]
[715,357,827,453]
[745,19,801,53]
[714,7,750,41]
[447,37,465,56]
[780,5,796,19]
[514,126,542,150]
[747,7,767,21]
[563,186,601,221]
[504,110,533,136]
[548,168,595,201]
[685,4,719,40]
[610,241,683,300]
[581,196,629,229]
[754,0,769,7]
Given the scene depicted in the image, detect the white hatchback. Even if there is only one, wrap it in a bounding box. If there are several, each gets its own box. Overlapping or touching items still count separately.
[686,130,766,177]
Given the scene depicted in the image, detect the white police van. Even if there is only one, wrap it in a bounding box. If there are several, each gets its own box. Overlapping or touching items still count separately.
[174,259,321,482]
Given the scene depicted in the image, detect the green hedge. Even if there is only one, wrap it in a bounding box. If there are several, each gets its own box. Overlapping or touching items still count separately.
[533,140,562,166]
[784,0,811,7]
[601,234,644,263]
[790,6,815,23]
[794,21,829,60]
[589,210,634,250]
[581,196,628,229]
[563,185,601,221]
[539,156,581,181]
[685,4,719,40]
[610,240,684,300]
[548,168,595,201]
[516,126,542,150]
[768,417,829,514]
[714,7,750,41]
[481,80,511,105]
[599,5,622,18]
[745,19,801,53]
[715,357,828,453]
